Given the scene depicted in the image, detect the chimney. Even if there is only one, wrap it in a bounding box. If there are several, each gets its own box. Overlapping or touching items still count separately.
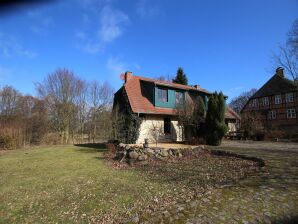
[276,67,284,78]
[125,71,133,83]
[193,84,201,90]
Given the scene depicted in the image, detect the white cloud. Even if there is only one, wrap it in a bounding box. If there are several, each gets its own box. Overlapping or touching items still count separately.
[0,33,37,58]
[107,56,128,75]
[75,31,88,40]
[75,5,129,54]
[136,0,160,18]
[107,56,141,77]
[27,10,55,35]
[99,6,129,43]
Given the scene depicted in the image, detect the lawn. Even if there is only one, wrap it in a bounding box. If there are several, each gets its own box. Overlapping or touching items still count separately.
[0,144,258,223]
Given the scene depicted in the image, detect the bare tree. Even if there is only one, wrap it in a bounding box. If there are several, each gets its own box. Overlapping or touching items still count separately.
[148,121,164,146]
[36,68,79,144]
[229,88,257,115]
[0,86,20,117]
[74,79,88,143]
[273,19,298,81]
[273,45,298,81]
[288,19,298,57]
[155,75,173,82]
[88,81,114,143]
[176,95,206,142]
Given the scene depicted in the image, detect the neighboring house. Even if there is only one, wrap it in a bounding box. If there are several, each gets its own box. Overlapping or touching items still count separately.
[113,71,239,144]
[241,67,298,138]
[225,106,241,132]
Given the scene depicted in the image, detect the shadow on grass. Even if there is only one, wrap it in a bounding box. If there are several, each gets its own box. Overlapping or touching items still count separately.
[272,216,298,224]
[74,143,108,153]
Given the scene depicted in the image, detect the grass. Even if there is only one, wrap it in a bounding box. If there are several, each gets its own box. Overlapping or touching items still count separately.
[0,144,258,223]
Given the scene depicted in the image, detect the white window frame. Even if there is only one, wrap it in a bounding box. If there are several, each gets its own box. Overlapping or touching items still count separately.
[251,99,258,108]
[262,97,269,106]
[274,95,282,104]
[285,93,294,103]
[286,108,296,119]
[268,110,276,120]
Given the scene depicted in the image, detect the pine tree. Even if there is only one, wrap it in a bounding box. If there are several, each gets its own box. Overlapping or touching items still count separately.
[205,92,228,146]
[173,67,188,85]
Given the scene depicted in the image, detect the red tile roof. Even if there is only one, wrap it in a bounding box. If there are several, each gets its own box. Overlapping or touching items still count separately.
[123,74,239,120]
[124,75,210,115]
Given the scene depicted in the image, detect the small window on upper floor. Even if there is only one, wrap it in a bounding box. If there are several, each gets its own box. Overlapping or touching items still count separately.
[251,98,258,108]
[274,95,282,104]
[285,93,294,103]
[262,97,269,106]
[175,91,184,105]
[287,108,296,119]
[157,88,168,103]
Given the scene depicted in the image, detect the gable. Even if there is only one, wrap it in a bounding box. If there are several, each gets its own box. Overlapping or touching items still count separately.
[252,75,296,98]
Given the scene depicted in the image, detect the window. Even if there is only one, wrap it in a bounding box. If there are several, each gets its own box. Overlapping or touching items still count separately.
[285,93,294,103]
[175,91,184,105]
[274,95,282,104]
[157,88,168,103]
[164,118,171,134]
[251,99,258,108]
[287,109,296,119]
[268,110,276,120]
[262,97,269,106]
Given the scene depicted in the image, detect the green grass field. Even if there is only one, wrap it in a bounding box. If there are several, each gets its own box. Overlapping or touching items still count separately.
[0,144,257,223]
[0,145,164,223]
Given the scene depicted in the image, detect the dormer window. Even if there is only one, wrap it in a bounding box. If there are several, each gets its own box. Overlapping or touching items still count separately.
[274,95,282,104]
[285,93,294,103]
[157,88,168,103]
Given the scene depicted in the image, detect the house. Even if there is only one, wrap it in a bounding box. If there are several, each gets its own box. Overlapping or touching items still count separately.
[225,106,241,132]
[113,71,240,144]
[241,67,298,138]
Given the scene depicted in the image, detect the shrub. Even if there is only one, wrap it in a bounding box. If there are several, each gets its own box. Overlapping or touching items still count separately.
[42,133,61,145]
[0,135,16,150]
[112,88,142,144]
[205,92,228,146]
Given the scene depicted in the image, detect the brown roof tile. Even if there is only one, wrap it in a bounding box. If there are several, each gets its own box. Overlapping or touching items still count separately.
[124,75,236,120]
[225,106,241,120]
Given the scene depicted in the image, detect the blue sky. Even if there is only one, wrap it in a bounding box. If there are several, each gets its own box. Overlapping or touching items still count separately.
[0,0,297,101]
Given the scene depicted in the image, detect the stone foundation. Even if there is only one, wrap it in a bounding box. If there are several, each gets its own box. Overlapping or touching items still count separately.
[115,143,205,165]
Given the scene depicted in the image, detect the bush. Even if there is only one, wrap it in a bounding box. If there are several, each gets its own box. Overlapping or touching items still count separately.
[205,92,228,146]
[253,131,265,141]
[0,135,16,150]
[112,88,142,144]
[42,133,61,145]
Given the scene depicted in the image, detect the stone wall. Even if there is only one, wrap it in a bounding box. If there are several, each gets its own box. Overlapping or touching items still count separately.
[115,143,205,165]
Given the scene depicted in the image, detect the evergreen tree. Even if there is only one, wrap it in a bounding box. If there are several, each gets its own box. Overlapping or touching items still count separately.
[173,67,188,85]
[205,92,228,146]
